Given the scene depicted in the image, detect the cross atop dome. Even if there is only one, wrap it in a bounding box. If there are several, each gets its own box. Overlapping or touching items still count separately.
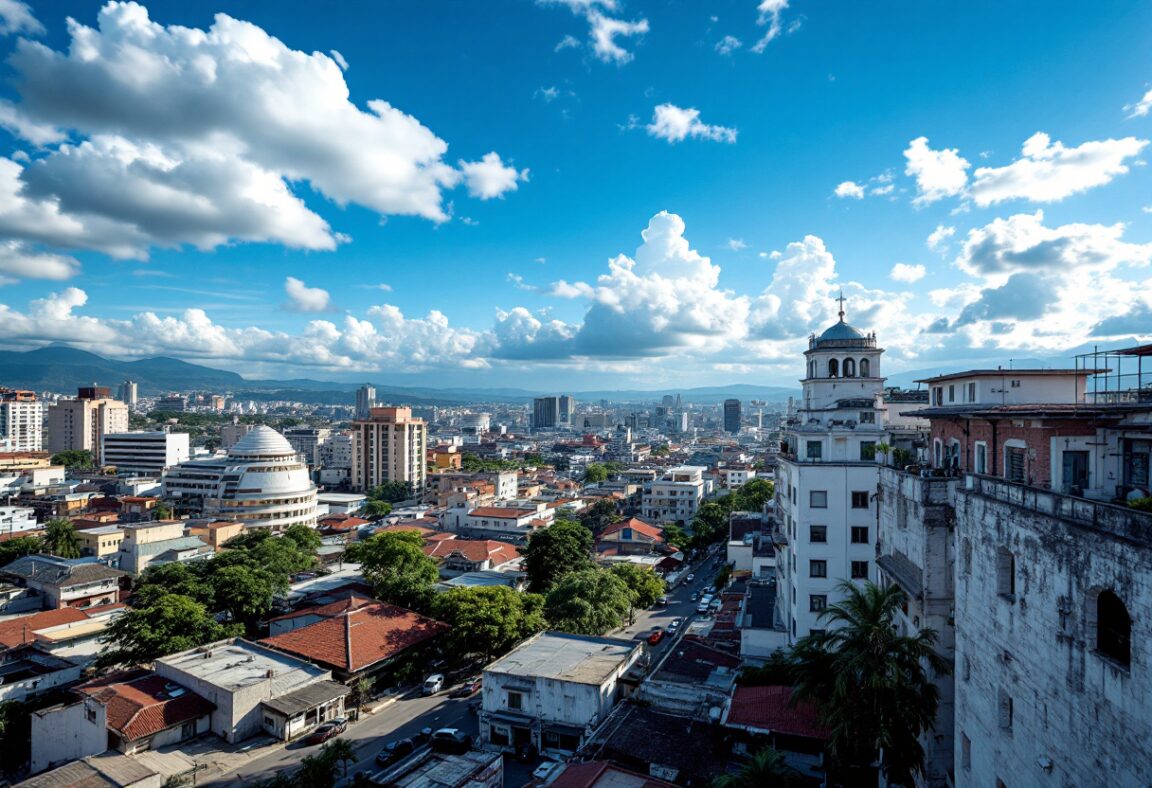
[836,289,846,322]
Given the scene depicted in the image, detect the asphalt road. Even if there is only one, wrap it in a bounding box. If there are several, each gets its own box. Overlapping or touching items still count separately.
[206,552,724,787]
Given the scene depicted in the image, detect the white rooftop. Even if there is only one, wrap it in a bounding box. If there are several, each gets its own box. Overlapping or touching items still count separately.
[484,631,638,686]
[156,638,328,696]
[228,426,297,459]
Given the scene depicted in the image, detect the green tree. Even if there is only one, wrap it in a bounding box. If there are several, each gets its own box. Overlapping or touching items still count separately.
[133,562,213,607]
[731,479,774,511]
[790,581,951,784]
[250,535,316,581]
[580,498,621,534]
[522,520,594,593]
[284,523,323,554]
[713,564,733,591]
[354,676,375,714]
[43,518,81,559]
[98,593,240,668]
[691,501,730,546]
[583,463,609,483]
[296,750,338,788]
[432,586,546,661]
[322,738,355,780]
[152,502,173,520]
[736,649,794,686]
[348,531,439,611]
[661,523,690,551]
[710,747,803,788]
[0,536,44,568]
[608,563,666,610]
[364,499,392,518]
[221,529,273,551]
[369,480,413,503]
[50,450,94,471]
[544,569,632,635]
[212,565,277,628]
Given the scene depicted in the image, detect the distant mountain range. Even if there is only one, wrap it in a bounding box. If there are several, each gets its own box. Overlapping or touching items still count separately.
[0,346,801,406]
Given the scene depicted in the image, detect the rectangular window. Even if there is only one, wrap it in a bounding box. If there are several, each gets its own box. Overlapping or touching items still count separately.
[809,525,827,543]
[810,560,827,578]
[809,594,827,612]
[851,526,869,544]
[967,382,976,402]
[851,560,869,579]
[998,689,1013,730]
[975,442,988,475]
[806,441,822,460]
[1006,447,1026,483]
[1010,379,1021,388]
[932,387,943,406]
[810,490,828,508]
[507,691,523,710]
[948,384,955,402]
[860,411,875,423]
[961,733,971,770]
[997,550,1015,598]
[851,491,869,509]
[860,441,876,461]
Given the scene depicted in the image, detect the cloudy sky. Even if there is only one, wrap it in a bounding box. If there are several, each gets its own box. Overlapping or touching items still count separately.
[0,0,1150,389]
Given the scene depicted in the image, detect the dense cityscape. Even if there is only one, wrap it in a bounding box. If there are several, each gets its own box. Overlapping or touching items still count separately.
[0,1,1148,787]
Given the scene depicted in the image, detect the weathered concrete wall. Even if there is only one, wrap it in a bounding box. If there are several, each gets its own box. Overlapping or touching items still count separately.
[953,485,1152,787]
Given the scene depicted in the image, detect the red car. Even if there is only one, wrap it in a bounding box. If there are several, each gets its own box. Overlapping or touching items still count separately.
[648,628,665,645]
[305,717,347,745]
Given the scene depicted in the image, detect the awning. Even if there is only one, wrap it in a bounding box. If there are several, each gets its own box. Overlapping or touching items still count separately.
[261,680,351,717]
[484,710,534,728]
[876,553,923,599]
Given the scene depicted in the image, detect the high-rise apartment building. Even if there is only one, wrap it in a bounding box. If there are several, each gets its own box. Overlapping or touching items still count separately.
[352,406,426,494]
[559,395,575,427]
[355,384,376,419]
[117,380,138,408]
[775,302,887,641]
[283,427,332,466]
[47,389,129,455]
[532,395,575,430]
[221,422,257,449]
[0,390,43,452]
[723,398,742,434]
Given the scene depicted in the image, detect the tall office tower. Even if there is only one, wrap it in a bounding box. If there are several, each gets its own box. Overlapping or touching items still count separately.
[661,394,675,407]
[775,298,886,642]
[723,399,742,434]
[558,395,575,427]
[355,384,376,419]
[47,389,130,455]
[118,381,138,408]
[532,396,560,430]
[0,390,43,452]
[351,406,427,494]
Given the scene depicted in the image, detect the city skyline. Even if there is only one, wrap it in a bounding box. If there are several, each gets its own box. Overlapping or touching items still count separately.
[0,1,1149,389]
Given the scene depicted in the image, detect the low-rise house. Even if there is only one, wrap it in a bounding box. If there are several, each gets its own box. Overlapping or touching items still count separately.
[30,670,213,772]
[0,646,82,704]
[0,606,121,662]
[738,581,786,657]
[450,503,554,540]
[721,685,828,780]
[374,749,502,788]
[153,639,349,743]
[480,632,643,755]
[634,637,740,718]
[595,517,669,557]
[115,521,213,575]
[261,593,449,682]
[545,761,676,788]
[0,506,37,536]
[0,556,126,610]
[186,519,244,550]
[76,525,124,561]
[17,752,162,788]
[436,570,526,592]
[424,538,521,577]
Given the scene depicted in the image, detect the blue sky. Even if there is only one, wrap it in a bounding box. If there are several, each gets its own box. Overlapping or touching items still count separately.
[0,0,1150,389]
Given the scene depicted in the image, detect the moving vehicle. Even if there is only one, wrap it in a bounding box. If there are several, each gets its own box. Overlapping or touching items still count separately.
[686,573,696,582]
[656,595,669,606]
[305,717,347,745]
[668,617,683,631]
[534,762,563,781]
[449,677,482,698]
[376,737,416,765]
[647,627,665,645]
[422,674,445,695]
[429,728,473,754]
[690,591,699,601]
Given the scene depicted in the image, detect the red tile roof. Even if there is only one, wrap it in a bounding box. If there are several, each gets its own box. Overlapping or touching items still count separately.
[601,518,664,542]
[0,608,88,649]
[318,515,370,532]
[424,539,520,565]
[468,507,536,519]
[261,597,449,672]
[726,685,828,740]
[78,670,214,742]
[549,761,676,788]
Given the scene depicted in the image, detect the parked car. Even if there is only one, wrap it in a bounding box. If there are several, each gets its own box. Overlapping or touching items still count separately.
[647,628,665,645]
[690,591,699,601]
[668,618,683,631]
[415,726,433,742]
[376,737,416,765]
[429,728,473,754]
[686,573,696,582]
[422,674,445,695]
[450,677,482,698]
[305,717,347,745]
[534,761,563,781]
[656,595,669,606]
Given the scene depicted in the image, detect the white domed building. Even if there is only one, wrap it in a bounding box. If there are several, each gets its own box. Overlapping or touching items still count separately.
[163,426,319,531]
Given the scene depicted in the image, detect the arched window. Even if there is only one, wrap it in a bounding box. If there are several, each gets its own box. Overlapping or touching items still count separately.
[843,358,856,377]
[1096,590,1132,667]
[828,359,839,378]
[860,358,870,377]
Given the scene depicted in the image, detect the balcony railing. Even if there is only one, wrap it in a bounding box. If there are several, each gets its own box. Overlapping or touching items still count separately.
[963,474,1152,545]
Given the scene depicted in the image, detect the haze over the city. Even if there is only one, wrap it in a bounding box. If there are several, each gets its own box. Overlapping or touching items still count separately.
[0,0,1149,388]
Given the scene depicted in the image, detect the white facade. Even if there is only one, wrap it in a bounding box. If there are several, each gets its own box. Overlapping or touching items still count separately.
[163,426,319,532]
[775,309,886,642]
[284,427,332,466]
[0,506,37,536]
[319,432,354,468]
[100,431,190,475]
[480,632,642,754]
[47,397,129,454]
[0,399,42,452]
[922,369,1093,409]
[641,465,708,523]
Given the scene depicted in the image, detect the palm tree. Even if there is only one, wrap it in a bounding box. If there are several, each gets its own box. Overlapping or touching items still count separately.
[710,747,802,787]
[354,676,375,715]
[43,518,81,559]
[790,581,950,786]
[322,737,356,780]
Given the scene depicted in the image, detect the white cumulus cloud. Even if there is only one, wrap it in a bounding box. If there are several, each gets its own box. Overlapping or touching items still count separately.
[752,0,790,53]
[715,35,742,55]
[0,0,42,36]
[904,136,971,205]
[459,152,529,200]
[646,104,737,144]
[889,263,926,283]
[834,181,865,199]
[540,1,648,64]
[284,277,331,312]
